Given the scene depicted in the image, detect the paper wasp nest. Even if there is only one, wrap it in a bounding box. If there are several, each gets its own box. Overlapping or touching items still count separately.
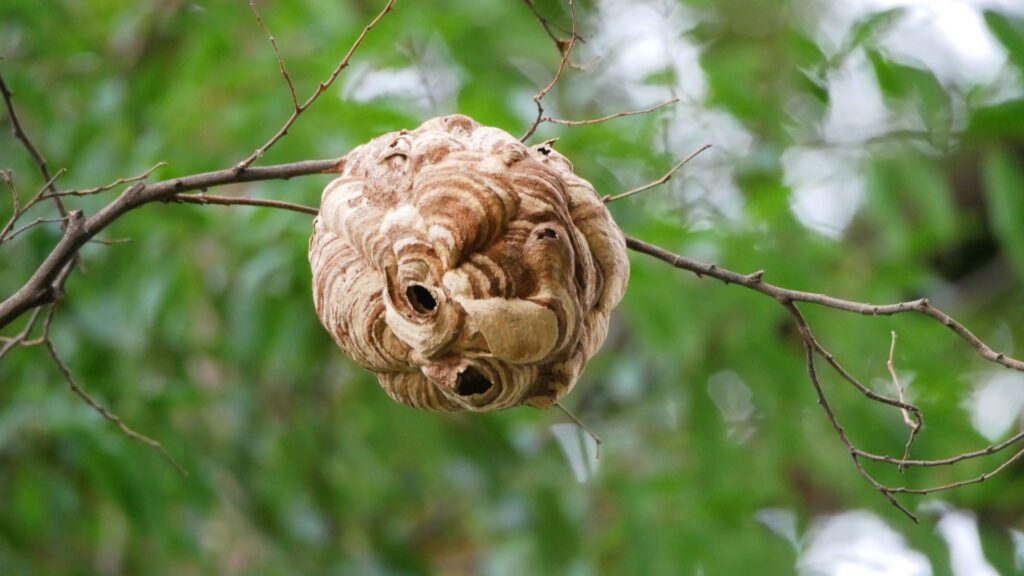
[309,115,629,411]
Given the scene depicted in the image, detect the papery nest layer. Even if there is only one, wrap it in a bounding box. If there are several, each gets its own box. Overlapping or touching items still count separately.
[310,114,629,411]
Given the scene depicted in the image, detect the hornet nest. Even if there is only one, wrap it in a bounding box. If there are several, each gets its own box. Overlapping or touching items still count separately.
[309,115,629,411]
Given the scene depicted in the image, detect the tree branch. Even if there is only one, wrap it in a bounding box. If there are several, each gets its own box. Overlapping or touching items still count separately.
[625,234,1024,519]
[521,0,579,142]
[0,74,69,219]
[604,144,712,203]
[169,192,318,215]
[0,158,342,329]
[45,338,187,476]
[543,98,678,127]
[0,1,388,479]
[249,0,299,110]
[234,0,396,171]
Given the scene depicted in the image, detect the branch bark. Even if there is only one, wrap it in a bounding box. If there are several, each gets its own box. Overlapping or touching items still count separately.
[0,158,342,329]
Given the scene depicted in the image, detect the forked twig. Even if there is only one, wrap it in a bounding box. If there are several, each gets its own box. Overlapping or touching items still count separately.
[3,216,68,242]
[235,0,396,171]
[522,0,575,47]
[0,1,394,483]
[521,0,579,142]
[0,307,42,360]
[625,234,1024,521]
[0,168,67,244]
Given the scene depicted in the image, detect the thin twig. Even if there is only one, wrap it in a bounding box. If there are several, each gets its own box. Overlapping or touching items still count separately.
[855,429,1024,468]
[0,159,342,329]
[1,170,20,241]
[0,307,42,360]
[0,74,69,219]
[3,216,67,242]
[2,169,18,217]
[87,237,133,247]
[169,193,318,215]
[520,0,579,142]
[625,234,1024,517]
[603,144,712,203]
[45,162,166,199]
[544,98,678,127]
[885,446,1024,495]
[784,300,919,523]
[0,168,67,244]
[44,339,187,476]
[235,0,396,171]
[522,0,575,47]
[887,332,914,428]
[249,0,299,109]
[555,401,602,460]
[809,337,922,424]
[887,331,921,471]
[623,236,1024,372]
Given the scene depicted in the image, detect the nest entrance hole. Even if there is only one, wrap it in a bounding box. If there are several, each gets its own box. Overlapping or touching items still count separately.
[456,366,493,396]
[406,284,437,313]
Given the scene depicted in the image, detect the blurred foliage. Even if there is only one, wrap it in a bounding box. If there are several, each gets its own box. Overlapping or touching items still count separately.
[2,1,1024,574]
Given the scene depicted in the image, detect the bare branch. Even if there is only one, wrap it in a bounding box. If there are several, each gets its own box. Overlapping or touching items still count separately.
[0,306,42,360]
[884,446,1024,495]
[3,216,67,243]
[555,401,602,460]
[521,0,579,142]
[44,338,187,476]
[87,237,133,247]
[604,144,712,203]
[887,331,921,470]
[544,98,679,127]
[624,236,1024,371]
[625,234,1024,517]
[249,0,298,110]
[784,300,919,522]
[169,192,318,215]
[0,158,342,330]
[887,332,914,429]
[1,168,67,244]
[522,0,575,47]
[0,74,69,218]
[234,0,396,171]
[45,161,166,199]
[855,430,1024,468]
[2,169,18,217]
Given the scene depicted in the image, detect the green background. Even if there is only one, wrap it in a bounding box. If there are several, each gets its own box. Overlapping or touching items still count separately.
[2,0,1024,574]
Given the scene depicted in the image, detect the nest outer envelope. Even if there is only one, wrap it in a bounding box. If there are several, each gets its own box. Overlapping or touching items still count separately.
[309,115,629,412]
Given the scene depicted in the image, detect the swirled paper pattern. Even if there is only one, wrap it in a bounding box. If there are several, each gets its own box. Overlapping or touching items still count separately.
[310,115,628,411]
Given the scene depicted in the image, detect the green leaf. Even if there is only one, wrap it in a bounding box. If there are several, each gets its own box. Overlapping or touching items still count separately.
[968,99,1024,139]
[983,146,1024,281]
[848,8,907,51]
[984,10,1024,72]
